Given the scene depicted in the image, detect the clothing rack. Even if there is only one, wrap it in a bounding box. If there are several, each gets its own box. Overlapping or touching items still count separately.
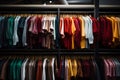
[0,4,96,70]
[0,0,120,71]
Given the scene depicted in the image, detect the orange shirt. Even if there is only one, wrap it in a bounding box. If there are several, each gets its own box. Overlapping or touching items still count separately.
[79,17,86,49]
[70,17,76,49]
[111,17,119,40]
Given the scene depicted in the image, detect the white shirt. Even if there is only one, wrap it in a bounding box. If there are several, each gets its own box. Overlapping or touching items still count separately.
[53,17,56,40]
[82,16,94,45]
[50,17,55,37]
[87,16,94,44]
[13,16,21,45]
[82,16,89,48]
[22,16,31,46]
[42,58,47,80]
[42,17,48,31]
[51,58,55,80]
[21,58,28,80]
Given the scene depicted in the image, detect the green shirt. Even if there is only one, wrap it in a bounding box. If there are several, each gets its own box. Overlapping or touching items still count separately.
[6,17,15,46]
[16,59,23,80]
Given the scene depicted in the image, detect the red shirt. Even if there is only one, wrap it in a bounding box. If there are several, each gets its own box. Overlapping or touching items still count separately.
[90,17,100,48]
[63,17,72,49]
[73,17,81,49]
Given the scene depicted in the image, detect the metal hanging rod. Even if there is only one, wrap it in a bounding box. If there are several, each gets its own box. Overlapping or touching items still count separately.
[99,12,120,14]
[99,5,120,9]
[0,10,94,14]
[0,5,120,9]
[0,4,95,9]
[0,11,58,14]
[60,11,94,14]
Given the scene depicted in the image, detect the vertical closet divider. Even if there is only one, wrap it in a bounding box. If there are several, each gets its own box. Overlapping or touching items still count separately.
[93,0,103,80]
[57,8,61,69]
[94,0,100,62]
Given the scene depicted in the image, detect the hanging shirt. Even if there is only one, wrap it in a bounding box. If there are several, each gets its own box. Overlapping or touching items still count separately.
[63,17,72,49]
[113,58,120,77]
[33,16,40,34]
[60,18,65,38]
[2,17,10,47]
[51,58,55,80]
[18,17,26,47]
[42,58,48,80]
[61,59,65,80]
[13,16,21,45]
[13,59,18,80]
[28,59,36,80]
[71,59,77,78]
[36,59,43,80]
[76,59,83,78]
[70,17,76,49]
[0,17,5,48]
[73,17,81,49]
[0,59,9,80]
[16,59,23,80]
[111,17,119,39]
[107,59,115,78]
[47,59,52,80]
[22,16,31,46]
[68,59,73,80]
[104,17,113,47]
[65,59,68,80]
[100,17,109,47]
[103,59,110,79]
[81,59,91,79]
[21,58,28,80]
[79,16,86,49]
[106,17,115,42]
[90,17,100,48]
[116,17,120,41]
[82,16,89,48]
[50,17,55,36]
[87,16,94,44]
[53,17,56,40]
[6,17,15,46]
[29,16,36,33]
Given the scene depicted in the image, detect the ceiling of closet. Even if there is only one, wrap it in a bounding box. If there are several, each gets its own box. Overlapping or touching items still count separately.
[0,0,119,5]
[0,0,93,4]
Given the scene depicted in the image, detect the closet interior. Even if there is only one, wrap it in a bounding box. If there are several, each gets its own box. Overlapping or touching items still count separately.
[0,0,120,80]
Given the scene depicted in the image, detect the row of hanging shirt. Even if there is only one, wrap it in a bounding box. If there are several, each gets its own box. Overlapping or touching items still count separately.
[0,56,100,80]
[99,56,120,80]
[59,15,99,49]
[0,15,57,49]
[0,57,56,80]
[99,16,120,49]
[0,14,99,49]
[1,14,120,49]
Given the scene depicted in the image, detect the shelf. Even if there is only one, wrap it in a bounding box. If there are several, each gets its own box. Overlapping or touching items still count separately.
[0,48,120,55]
[0,49,95,55]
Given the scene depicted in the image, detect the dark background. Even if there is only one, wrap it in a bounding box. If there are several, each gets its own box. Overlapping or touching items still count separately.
[0,0,119,5]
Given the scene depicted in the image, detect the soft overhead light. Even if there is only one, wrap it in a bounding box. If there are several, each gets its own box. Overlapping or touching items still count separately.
[49,0,52,3]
